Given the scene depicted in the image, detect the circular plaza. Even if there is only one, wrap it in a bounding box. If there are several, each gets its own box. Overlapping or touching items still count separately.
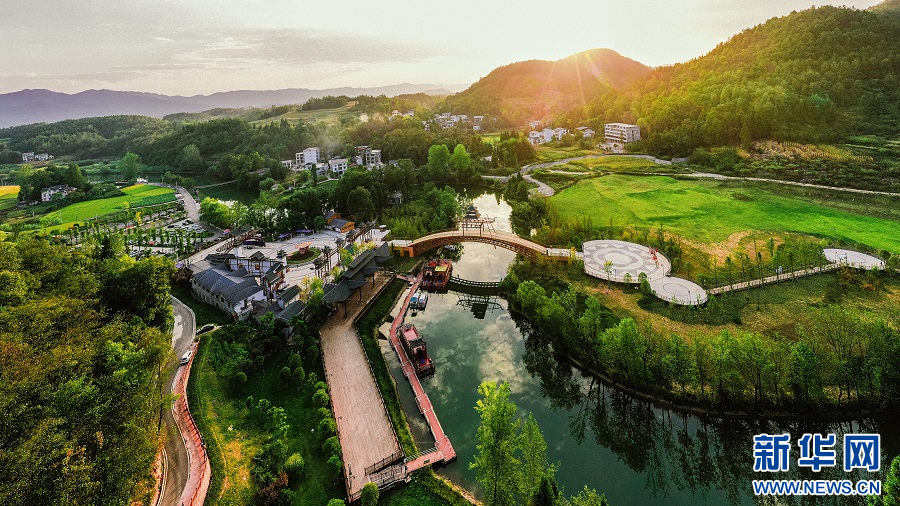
[648,277,709,306]
[583,240,671,283]
[823,249,885,270]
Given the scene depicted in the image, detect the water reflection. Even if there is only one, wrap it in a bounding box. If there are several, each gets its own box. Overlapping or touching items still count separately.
[518,317,893,505]
[403,190,894,506]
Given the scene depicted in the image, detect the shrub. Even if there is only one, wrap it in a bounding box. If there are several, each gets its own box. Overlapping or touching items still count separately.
[312,389,330,408]
[291,366,305,388]
[233,371,247,391]
[317,417,336,440]
[322,436,341,457]
[279,366,292,383]
[288,353,302,369]
[327,500,345,506]
[326,455,343,480]
[361,482,379,506]
[285,453,304,478]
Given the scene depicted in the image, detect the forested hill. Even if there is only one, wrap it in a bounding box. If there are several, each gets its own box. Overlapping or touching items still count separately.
[444,49,650,126]
[564,5,900,156]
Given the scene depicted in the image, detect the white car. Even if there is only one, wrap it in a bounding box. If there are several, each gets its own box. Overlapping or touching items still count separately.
[179,350,193,365]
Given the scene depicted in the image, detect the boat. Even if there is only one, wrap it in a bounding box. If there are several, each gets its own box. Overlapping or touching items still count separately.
[421,259,452,291]
[399,323,434,377]
[410,290,428,310]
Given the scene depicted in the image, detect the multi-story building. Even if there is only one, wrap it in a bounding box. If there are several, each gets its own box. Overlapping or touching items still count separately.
[604,123,641,144]
[329,158,348,176]
[35,153,52,161]
[295,147,320,166]
[22,152,35,163]
[355,146,382,168]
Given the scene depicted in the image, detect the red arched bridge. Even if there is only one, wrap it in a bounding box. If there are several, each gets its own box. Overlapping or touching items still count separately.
[392,229,569,260]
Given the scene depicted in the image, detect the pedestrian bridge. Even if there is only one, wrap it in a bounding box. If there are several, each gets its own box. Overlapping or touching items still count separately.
[392,229,560,260]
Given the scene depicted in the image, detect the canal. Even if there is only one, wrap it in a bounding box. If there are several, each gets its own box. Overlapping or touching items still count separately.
[386,190,895,505]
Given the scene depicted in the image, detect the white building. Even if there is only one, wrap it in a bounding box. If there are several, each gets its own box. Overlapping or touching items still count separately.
[40,184,77,202]
[356,146,382,168]
[576,126,595,138]
[191,266,267,320]
[35,153,52,161]
[604,123,641,144]
[553,127,568,139]
[528,120,542,130]
[295,147,320,166]
[528,131,545,145]
[315,162,329,178]
[22,152,35,163]
[280,160,294,169]
[329,158,348,176]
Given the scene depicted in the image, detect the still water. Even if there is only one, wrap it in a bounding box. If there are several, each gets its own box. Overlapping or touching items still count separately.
[391,191,894,505]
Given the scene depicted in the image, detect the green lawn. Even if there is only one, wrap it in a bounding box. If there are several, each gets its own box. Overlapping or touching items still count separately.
[197,182,259,206]
[42,184,175,228]
[189,332,344,506]
[0,185,18,211]
[568,155,686,173]
[286,248,321,264]
[549,175,900,253]
[534,145,598,162]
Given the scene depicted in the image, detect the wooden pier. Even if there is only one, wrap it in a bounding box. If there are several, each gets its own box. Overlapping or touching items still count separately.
[388,278,457,469]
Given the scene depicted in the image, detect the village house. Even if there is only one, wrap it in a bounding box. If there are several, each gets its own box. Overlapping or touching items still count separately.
[604,123,641,144]
[329,158,348,176]
[190,267,267,320]
[576,126,595,138]
[40,184,77,202]
[324,211,355,233]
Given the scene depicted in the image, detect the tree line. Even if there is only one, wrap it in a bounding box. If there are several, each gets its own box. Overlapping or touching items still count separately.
[503,261,900,413]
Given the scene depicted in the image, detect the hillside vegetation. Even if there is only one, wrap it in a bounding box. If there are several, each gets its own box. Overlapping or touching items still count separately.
[566,5,900,156]
[445,48,650,125]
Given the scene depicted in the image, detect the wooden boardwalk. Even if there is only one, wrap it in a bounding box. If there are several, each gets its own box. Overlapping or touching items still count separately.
[388,277,457,469]
[320,272,402,502]
[707,264,840,295]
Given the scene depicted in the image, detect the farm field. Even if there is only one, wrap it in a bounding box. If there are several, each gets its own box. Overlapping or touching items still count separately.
[549,175,900,253]
[0,185,19,211]
[42,184,175,229]
[534,145,598,162]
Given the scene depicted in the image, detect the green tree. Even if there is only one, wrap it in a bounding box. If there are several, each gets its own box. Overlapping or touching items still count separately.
[119,152,141,180]
[470,381,520,506]
[425,144,451,181]
[347,186,375,222]
[360,482,380,506]
[520,413,551,499]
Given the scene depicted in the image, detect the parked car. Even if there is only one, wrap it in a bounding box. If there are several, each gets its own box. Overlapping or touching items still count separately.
[197,324,215,335]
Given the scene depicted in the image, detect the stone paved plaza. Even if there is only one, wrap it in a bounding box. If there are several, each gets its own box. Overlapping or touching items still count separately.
[583,240,671,283]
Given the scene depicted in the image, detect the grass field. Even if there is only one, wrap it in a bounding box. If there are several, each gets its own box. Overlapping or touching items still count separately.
[197,182,259,206]
[534,145,599,162]
[0,185,19,211]
[549,175,900,253]
[568,155,687,173]
[190,332,344,506]
[42,184,175,229]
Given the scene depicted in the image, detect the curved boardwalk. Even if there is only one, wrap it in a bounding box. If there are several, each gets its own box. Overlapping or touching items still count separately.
[320,273,401,501]
[399,229,552,259]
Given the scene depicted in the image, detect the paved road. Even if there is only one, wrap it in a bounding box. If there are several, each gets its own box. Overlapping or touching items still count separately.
[159,297,196,506]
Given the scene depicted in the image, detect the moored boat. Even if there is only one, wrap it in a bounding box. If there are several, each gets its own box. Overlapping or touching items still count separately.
[421,258,452,291]
[399,323,434,377]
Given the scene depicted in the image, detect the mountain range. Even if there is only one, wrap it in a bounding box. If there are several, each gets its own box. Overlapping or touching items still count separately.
[0,84,467,128]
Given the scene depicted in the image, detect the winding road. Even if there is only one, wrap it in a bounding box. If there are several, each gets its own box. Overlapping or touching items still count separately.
[158,297,196,506]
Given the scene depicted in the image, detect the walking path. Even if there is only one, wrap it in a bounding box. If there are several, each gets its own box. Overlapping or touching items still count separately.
[320,272,401,501]
[483,153,900,198]
[387,278,456,471]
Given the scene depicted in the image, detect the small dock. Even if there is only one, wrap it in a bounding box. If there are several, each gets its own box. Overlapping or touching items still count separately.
[388,277,457,468]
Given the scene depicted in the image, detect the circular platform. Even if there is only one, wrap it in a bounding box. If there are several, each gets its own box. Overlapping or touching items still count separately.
[649,277,708,306]
[582,240,671,283]
[823,249,885,270]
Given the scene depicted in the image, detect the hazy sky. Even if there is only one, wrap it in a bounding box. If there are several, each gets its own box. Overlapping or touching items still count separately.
[0,0,884,95]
